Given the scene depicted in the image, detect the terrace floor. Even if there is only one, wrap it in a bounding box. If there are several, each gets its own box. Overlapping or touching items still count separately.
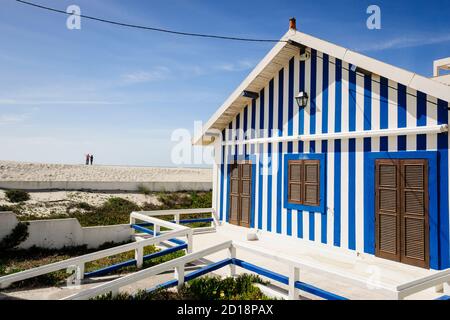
[191,223,441,300]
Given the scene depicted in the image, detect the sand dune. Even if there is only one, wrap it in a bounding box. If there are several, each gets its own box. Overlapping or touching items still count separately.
[0,161,212,182]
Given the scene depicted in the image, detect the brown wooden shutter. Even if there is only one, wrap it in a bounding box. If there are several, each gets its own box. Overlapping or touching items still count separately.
[303,160,320,206]
[229,163,240,225]
[288,160,303,204]
[375,160,401,262]
[240,163,252,228]
[400,160,429,268]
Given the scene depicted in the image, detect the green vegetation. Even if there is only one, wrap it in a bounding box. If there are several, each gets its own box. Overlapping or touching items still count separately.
[137,184,151,195]
[94,274,269,300]
[5,190,30,203]
[0,243,184,289]
[0,221,29,251]
[19,191,212,227]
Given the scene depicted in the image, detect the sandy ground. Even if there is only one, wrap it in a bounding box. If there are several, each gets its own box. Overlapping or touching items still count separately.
[0,189,162,217]
[0,161,211,182]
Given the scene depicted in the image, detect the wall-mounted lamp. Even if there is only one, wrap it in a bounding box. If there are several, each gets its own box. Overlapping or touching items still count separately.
[295,91,309,108]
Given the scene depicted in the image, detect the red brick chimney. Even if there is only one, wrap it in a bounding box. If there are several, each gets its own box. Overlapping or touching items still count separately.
[289,17,297,30]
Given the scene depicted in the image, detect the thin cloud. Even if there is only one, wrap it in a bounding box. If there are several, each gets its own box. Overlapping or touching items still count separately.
[0,113,29,125]
[0,99,123,106]
[216,60,255,72]
[122,67,171,84]
[356,33,450,52]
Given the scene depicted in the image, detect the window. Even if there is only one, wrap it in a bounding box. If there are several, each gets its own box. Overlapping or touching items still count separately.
[284,154,325,213]
[287,160,320,207]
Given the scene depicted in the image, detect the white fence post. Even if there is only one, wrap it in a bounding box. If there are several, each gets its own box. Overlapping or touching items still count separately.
[229,245,236,277]
[154,224,160,246]
[175,213,180,225]
[187,230,193,253]
[130,215,136,236]
[444,282,450,295]
[175,264,185,289]
[135,245,144,269]
[76,263,85,281]
[288,265,299,300]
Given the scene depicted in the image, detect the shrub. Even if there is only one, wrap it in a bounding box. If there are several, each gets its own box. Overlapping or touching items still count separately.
[137,184,151,195]
[0,221,29,251]
[5,190,30,203]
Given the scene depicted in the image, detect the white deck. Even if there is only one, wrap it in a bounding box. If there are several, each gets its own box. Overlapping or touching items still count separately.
[192,223,441,300]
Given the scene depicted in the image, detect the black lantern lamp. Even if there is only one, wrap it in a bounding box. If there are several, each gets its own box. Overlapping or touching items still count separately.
[295,91,309,108]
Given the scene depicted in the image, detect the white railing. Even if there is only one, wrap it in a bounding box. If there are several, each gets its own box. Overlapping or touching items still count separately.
[63,240,234,300]
[395,269,450,300]
[0,215,193,289]
[133,208,218,234]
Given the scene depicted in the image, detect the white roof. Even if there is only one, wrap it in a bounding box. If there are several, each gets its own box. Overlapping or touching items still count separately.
[194,29,450,145]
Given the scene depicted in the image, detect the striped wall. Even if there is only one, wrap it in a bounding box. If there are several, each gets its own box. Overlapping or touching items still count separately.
[216,48,450,269]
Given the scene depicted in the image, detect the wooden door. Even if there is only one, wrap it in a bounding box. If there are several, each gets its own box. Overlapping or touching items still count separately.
[375,159,429,268]
[228,162,252,227]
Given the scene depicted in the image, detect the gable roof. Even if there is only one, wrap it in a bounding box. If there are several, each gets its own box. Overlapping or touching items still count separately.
[193,29,450,145]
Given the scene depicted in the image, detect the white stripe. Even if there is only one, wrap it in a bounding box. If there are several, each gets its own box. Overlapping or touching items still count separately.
[327,140,335,245]
[388,80,398,151]
[238,109,244,155]
[371,74,381,151]
[304,54,311,135]
[315,141,322,243]
[355,138,364,252]
[356,74,365,131]
[406,87,417,151]
[427,96,438,150]
[316,52,323,134]
[272,74,279,233]
[341,62,350,133]
[328,57,336,134]
[283,64,289,136]
[282,141,288,236]
[340,139,349,248]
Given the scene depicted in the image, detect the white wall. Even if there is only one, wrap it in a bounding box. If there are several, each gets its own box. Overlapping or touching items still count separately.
[0,212,132,249]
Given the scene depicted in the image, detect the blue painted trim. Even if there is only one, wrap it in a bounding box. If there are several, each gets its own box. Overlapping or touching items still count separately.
[364,151,439,269]
[363,138,372,253]
[295,281,348,300]
[297,210,303,238]
[435,295,450,300]
[334,139,341,247]
[184,258,233,282]
[309,212,315,241]
[283,153,326,214]
[177,218,213,224]
[363,74,372,131]
[267,147,273,232]
[227,154,257,228]
[233,259,288,285]
[85,244,187,277]
[146,279,178,293]
[348,138,356,250]
[131,225,186,246]
[437,99,449,269]
[287,209,292,236]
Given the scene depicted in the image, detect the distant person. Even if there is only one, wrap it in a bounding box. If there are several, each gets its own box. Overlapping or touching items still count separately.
[90,154,94,165]
[85,153,90,165]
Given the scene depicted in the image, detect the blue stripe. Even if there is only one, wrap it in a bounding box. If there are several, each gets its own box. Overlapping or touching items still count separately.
[321,140,328,244]
[267,80,274,232]
[348,65,356,132]
[437,99,449,269]
[288,57,294,152]
[380,77,389,151]
[243,105,248,155]
[397,84,407,151]
[225,123,232,222]
[322,54,329,134]
[363,75,372,131]
[363,75,373,253]
[220,130,225,221]
[310,49,317,135]
[334,139,341,247]
[287,209,292,236]
[251,98,256,154]
[348,138,356,250]
[334,59,342,133]
[417,91,427,150]
[258,90,265,230]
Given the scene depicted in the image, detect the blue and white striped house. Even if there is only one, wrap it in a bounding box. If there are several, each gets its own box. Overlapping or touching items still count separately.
[194,21,450,270]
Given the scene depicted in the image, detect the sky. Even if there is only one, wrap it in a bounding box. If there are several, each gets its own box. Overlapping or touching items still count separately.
[0,0,449,167]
